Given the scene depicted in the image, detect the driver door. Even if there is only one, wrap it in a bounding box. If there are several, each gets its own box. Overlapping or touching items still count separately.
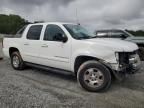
[39,24,71,71]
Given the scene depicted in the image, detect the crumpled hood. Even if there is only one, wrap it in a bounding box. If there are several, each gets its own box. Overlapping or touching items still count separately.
[84,38,138,52]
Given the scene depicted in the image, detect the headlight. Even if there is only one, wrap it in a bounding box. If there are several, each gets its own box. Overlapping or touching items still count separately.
[129,54,139,64]
[129,54,141,70]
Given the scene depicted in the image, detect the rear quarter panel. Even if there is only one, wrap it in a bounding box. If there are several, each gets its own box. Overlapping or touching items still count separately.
[3,38,22,58]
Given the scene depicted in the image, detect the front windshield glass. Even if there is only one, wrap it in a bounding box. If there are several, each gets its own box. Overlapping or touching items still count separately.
[63,24,95,40]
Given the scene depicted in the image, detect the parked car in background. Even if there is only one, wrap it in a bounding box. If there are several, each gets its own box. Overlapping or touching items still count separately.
[95,29,144,60]
[2,23,141,92]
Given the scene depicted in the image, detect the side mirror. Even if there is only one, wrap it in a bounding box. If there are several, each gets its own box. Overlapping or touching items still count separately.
[62,35,68,43]
[54,33,68,43]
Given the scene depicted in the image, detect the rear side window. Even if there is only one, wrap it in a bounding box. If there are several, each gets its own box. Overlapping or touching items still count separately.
[15,26,27,38]
[27,25,43,40]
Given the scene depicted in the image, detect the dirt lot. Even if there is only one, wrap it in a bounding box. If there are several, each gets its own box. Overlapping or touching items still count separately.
[0,43,144,108]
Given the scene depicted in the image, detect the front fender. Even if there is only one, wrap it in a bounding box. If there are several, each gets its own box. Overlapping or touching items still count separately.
[71,48,117,72]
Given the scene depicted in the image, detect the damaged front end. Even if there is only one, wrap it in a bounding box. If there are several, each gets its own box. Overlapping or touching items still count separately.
[115,50,141,74]
[105,50,142,81]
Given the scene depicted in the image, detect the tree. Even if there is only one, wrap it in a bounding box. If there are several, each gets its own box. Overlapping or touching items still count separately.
[0,14,30,34]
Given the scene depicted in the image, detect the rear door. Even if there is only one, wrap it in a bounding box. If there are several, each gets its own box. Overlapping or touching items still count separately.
[22,25,43,64]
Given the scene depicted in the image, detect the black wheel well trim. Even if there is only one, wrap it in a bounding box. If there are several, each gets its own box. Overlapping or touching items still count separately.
[9,47,20,57]
[74,56,98,74]
[74,55,121,80]
[74,55,114,75]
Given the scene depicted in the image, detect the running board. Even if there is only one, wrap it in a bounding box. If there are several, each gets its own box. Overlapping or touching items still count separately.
[25,62,74,76]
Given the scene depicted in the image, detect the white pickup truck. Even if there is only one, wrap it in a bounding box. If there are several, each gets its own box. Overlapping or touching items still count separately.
[3,22,141,92]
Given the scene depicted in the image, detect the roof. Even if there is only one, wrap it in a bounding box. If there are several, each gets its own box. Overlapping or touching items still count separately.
[29,22,76,26]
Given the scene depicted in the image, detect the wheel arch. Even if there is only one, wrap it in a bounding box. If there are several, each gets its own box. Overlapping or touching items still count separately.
[74,55,100,75]
[9,47,20,57]
[73,55,115,78]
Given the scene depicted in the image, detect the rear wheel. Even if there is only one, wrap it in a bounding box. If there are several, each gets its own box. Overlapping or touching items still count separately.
[11,52,25,70]
[77,60,111,92]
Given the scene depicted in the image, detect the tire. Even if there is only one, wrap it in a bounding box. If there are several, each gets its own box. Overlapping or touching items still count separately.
[139,47,144,61]
[11,51,25,70]
[77,60,111,92]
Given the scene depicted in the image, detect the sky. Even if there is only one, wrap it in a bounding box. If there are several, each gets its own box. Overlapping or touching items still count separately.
[0,0,144,31]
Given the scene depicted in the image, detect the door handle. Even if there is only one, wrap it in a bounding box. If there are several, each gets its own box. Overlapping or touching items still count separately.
[24,43,29,46]
[41,44,48,48]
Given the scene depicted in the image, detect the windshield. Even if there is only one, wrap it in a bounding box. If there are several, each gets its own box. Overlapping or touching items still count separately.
[63,24,95,40]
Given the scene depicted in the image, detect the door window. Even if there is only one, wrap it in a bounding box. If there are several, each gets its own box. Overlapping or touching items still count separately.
[27,25,43,40]
[44,24,65,41]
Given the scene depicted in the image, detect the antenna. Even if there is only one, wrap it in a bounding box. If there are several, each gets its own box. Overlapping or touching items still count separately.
[76,8,80,25]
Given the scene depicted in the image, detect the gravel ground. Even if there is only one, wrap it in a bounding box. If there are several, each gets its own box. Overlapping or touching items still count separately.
[0,43,144,108]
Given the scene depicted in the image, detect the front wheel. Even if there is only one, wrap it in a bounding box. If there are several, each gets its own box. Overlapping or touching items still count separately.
[77,60,111,92]
[11,51,25,70]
